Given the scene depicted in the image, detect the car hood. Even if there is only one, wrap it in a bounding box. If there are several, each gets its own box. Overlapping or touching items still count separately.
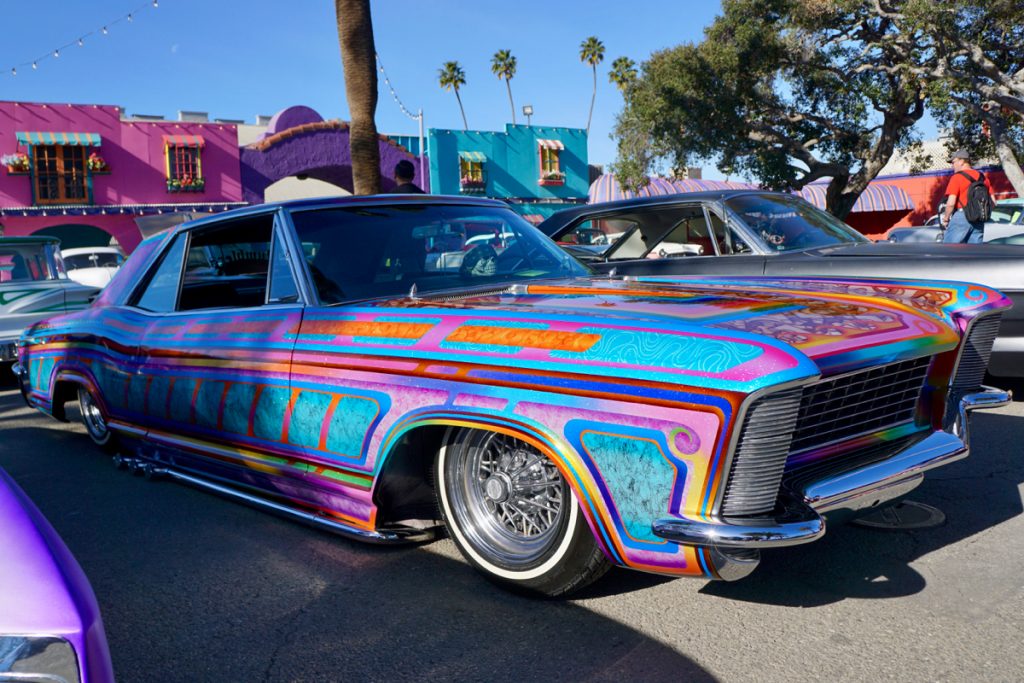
[0,468,113,679]
[294,276,1007,394]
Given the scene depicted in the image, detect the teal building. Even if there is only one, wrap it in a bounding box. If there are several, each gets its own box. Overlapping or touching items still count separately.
[426,124,589,222]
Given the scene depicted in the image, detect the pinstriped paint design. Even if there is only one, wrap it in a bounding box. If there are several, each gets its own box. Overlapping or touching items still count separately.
[17,274,1010,577]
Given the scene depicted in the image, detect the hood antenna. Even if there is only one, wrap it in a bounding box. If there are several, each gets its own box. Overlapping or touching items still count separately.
[608,267,618,278]
[408,282,419,300]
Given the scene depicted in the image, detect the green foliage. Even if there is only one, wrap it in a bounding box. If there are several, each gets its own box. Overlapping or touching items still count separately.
[579,36,606,67]
[608,57,638,96]
[491,49,517,81]
[614,0,928,217]
[438,61,466,92]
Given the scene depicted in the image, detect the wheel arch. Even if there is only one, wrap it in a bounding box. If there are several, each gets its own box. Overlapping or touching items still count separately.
[372,409,622,565]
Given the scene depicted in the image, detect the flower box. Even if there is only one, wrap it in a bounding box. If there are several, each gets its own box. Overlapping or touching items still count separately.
[2,153,30,174]
[538,177,565,187]
[167,178,206,193]
[87,153,109,174]
[459,179,486,194]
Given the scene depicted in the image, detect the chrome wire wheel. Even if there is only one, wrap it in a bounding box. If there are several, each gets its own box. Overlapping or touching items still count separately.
[78,386,111,447]
[450,431,568,569]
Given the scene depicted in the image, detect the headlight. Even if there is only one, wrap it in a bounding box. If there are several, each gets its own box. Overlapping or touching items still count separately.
[0,635,81,683]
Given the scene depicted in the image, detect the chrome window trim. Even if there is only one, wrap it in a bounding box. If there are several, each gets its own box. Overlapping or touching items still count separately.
[711,374,819,517]
[276,206,319,306]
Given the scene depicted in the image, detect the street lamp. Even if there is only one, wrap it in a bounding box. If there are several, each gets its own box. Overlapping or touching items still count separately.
[522,104,533,126]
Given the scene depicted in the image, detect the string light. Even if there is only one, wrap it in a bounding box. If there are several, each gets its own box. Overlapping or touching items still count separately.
[375,53,421,122]
[4,2,159,78]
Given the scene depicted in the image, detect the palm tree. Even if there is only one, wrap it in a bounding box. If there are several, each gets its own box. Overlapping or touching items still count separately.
[608,56,637,102]
[439,61,468,131]
[579,36,605,134]
[491,49,518,124]
[335,0,380,194]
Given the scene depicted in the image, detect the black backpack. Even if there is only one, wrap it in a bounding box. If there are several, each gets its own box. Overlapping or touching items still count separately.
[958,170,993,222]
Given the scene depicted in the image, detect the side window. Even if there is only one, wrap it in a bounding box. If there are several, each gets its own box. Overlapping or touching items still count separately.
[179,214,274,311]
[268,229,299,304]
[646,209,714,258]
[134,234,187,312]
[707,211,753,255]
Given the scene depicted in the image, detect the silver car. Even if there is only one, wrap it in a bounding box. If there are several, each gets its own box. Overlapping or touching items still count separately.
[0,237,97,362]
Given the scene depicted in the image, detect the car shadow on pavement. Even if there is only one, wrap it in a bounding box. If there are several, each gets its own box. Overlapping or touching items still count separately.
[700,411,1024,607]
[0,392,715,683]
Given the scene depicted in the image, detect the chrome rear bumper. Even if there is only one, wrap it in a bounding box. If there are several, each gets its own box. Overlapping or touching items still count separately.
[652,386,1010,578]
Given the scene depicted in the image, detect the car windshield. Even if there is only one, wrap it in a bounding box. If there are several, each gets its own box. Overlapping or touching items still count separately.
[289,204,589,304]
[0,242,62,283]
[725,193,867,252]
[64,251,124,270]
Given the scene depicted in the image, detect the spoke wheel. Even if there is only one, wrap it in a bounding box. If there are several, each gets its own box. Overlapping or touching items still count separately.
[436,428,610,596]
[78,386,113,449]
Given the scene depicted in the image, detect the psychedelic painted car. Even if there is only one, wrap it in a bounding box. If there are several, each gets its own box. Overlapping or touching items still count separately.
[0,467,115,683]
[0,237,97,363]
[14,197,1012,596]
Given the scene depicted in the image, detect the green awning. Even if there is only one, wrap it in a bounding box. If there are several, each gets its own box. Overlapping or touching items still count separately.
[458,151,487,162]
[16,131,101,146]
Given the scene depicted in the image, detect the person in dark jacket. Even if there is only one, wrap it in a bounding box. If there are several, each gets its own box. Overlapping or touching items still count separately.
[390,159,425,194]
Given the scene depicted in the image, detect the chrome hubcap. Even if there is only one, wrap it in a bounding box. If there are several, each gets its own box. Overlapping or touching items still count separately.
[80,390,108,439]
[445,431,568,570]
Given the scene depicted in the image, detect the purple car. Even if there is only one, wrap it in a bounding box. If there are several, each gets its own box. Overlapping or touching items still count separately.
[0,468,114,683]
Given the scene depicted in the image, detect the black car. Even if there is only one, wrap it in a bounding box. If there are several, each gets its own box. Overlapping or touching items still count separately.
[539,191,1024,377]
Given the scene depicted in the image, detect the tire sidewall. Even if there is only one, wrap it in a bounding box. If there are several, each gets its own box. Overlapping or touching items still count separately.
[436,429,599,594]
[78,385,113,449]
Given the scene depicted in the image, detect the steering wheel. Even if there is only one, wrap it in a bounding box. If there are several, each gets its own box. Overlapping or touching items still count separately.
[459,244,499,278]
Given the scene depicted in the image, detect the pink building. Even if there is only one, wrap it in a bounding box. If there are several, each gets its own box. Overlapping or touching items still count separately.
[0,101,246,253]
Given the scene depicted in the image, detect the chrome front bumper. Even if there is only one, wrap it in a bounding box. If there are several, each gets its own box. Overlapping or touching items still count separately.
[652,386,1011,578]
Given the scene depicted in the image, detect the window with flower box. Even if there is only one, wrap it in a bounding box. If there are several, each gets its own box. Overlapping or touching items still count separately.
[537,139,565,186]
[163,134,206,193]
[458,152,487,193]
[33,145,88,204]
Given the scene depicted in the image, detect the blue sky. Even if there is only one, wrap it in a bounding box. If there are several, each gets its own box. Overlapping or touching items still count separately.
[1,1,935,179]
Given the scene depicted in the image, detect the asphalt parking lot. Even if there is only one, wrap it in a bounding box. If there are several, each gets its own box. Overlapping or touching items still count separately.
[1,378,1022,683]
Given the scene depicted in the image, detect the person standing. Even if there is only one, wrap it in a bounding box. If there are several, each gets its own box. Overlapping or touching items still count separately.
[389,159,425,194]
[941,149,995,243]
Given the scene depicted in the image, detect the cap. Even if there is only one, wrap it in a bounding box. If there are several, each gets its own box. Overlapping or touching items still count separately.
[950,149,970,161]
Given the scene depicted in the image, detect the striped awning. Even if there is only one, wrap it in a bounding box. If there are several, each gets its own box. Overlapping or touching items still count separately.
[537,139,565,150]
[588,174,759,203]
[797,183,914,213]
[16,131,101,146]
[458,151,487,162]
[162,134,206,148]
[521,214,545,225]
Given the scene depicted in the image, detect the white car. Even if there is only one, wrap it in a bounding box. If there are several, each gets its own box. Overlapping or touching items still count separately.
[61,247,125,288]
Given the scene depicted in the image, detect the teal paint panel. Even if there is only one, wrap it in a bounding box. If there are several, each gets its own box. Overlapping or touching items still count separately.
[38,358,54,392]
[288,390,333,449]
[326,396,379,458]
[253,386,290,442]
[195,380,225,429]
[127,375,148,412]
[169,379,196,423]
[147,376,171,418]
[581,432,678,542]
[105,368,129,410]
[223,383,256,435]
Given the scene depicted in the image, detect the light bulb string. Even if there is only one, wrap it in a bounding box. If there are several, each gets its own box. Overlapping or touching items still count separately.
[6,1,159,77]
[375,53,421,122]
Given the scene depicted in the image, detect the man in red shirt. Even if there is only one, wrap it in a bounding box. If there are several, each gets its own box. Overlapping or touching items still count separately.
[941,149,994,243]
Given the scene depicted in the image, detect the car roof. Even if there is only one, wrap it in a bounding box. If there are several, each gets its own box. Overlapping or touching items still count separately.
[537,189,784,236]
[61,246,122,256]
[170,194,510,235]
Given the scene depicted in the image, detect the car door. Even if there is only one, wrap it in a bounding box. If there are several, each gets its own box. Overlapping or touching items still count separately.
[130,210,306,492]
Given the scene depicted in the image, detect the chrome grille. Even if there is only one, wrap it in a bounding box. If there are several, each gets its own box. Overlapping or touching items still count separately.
[951,315,1002,393]
[789,357,931,454]
[721,387,802,516]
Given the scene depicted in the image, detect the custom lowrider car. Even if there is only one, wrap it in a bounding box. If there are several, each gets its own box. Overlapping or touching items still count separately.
[1,237,97,363]
[539,192,1024,376]
[0,467,115,683]
[14,197,1011,596]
